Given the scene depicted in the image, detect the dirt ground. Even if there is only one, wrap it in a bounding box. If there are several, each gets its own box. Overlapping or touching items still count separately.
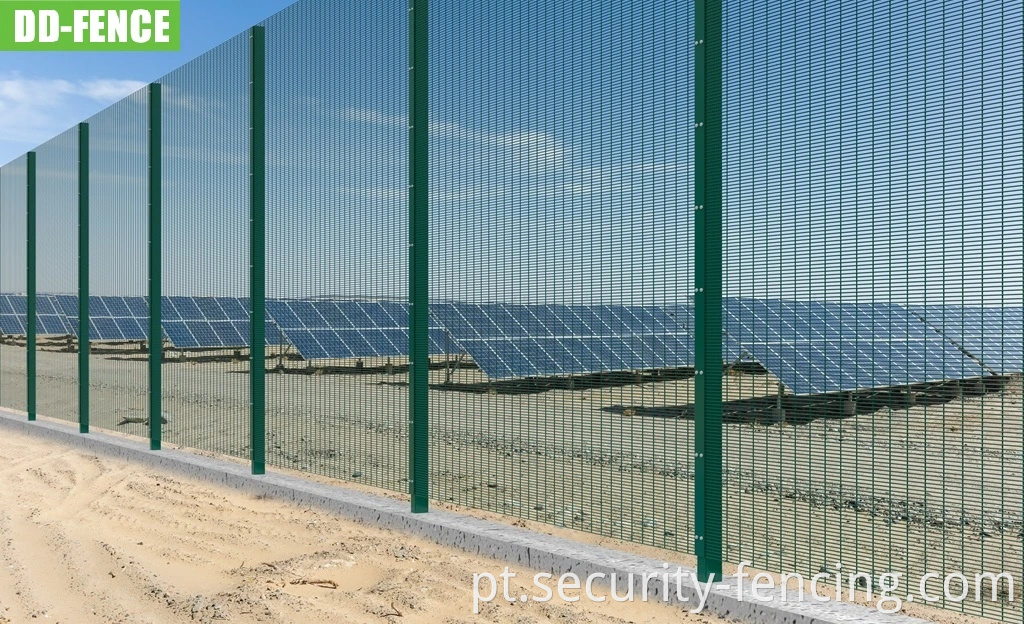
[0,426,735,624]
[1,344,1019,623]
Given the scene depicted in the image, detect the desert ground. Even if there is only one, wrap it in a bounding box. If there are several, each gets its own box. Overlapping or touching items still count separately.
[1,341,1021,622]
[0,426,738,624]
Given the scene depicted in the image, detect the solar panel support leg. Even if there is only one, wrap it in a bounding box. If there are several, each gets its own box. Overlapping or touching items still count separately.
[902,387,917,407]
[770,381,786,426]
[843,392,857,417]
[952,381,964,400]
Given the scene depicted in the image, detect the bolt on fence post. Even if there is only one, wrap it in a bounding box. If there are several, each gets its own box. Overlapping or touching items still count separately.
[250,25,267,475]
[694,0,723,582]
[78,122,90,434]
[408,0,430,513]
[26,151,37,422]
[148,83,162,451]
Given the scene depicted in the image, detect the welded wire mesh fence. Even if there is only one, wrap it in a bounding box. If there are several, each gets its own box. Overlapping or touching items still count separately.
[428,0,696,551]
[34,129,79,425]
[0,0,1020,620]
[720,0,1023,620]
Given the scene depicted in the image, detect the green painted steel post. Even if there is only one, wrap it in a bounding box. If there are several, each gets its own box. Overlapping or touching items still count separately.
[408,0,429,513]
[148,83,162,451]
[78,123,90,433]
[249,25,267,475]
[26,151,36,422]
[694,0,723,582]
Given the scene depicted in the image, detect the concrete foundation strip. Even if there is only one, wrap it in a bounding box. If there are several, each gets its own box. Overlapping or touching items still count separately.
[0,409,928,624]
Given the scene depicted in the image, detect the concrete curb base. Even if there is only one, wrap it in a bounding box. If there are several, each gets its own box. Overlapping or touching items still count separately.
[0,410,928,624]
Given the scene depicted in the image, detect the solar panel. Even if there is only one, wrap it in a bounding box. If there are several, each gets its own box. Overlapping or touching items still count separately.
[675,304,745,361]
[36,295,73,335]
[909,305,1024,374]
[723,297,988,394]
[51,294,285,348]
[98,296,148,340]
[0,294,76,336]
[55,295,150,341]
[432,303,696,379]
[163,296,280,349]
[264,299,451,360]
[0,294,27,335]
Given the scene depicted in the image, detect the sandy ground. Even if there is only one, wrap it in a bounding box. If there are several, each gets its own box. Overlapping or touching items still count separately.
[0,426,736,624]
[1,343,1020,622]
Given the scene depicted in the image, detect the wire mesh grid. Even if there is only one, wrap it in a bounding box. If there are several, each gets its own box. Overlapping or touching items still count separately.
[260,0,409,490]
[159,31,252,459]
[34,129,79,424]
[721,0,1024,619]
[0,156,28,412]
[0,0,1018,620]
[83,90,151,434]
[428,0,695,549]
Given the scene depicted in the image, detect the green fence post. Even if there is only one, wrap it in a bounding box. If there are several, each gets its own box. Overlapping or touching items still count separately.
[408,0,429,513]
[78,123,90,434]
[26,151,36,422]
[694,0,723,582]
[148,83,162,450]
[250,25,267,475]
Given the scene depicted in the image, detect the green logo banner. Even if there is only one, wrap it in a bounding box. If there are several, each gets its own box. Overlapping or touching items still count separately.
[0,1,180,50]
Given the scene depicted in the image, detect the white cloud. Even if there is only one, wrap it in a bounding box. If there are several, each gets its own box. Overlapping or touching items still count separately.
[337,106,687,195]
[75,78,147,102]
[0,73,146,156]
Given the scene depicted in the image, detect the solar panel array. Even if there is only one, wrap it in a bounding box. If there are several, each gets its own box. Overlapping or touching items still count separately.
[37,295,74,335]
[56,295,149,341]
[2,292,1015,393]
[265,299,449,360]
[165,296,250,349]
[675,305,746,362]
[53,294,286,349]
[909,305,1024,375]
[1,294,73,336]
[432,303,695,379]
[723,298,989,395]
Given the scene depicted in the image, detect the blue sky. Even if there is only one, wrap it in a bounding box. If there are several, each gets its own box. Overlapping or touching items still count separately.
[0,0,296,166]
[0,0,1021,308]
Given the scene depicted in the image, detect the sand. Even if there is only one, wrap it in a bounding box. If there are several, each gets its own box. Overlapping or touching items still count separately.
[1,343,1020,622]
[0,426,736,624]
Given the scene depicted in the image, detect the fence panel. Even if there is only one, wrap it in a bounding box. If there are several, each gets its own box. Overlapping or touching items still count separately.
[0,156,28,413]
[721,0,1024,619]
[84,91,151,433]
[159,32,252,459]
[429,0,696,550]
[34,130,79,424]
[0,2,1020,621]
[260,0,410,490]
